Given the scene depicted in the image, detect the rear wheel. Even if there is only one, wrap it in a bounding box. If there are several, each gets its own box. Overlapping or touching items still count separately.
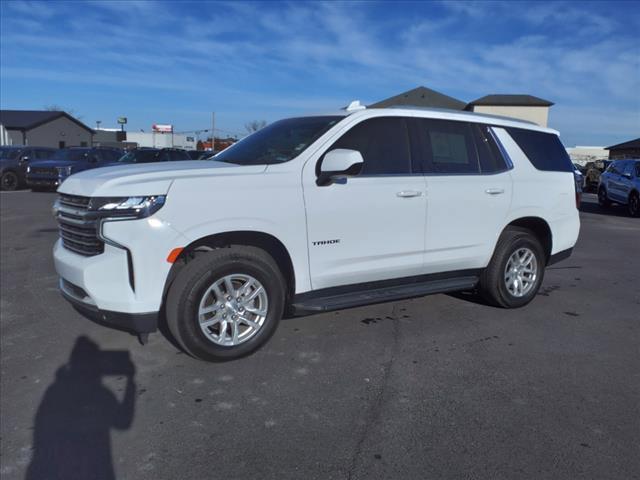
[628,192,640,217]
[598,187,611,208]
[166,246,286,361]
[1,171,19,191]
[479,227,545,308]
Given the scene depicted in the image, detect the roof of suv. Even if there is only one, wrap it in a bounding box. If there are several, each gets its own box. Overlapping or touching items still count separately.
[342,106,559,135]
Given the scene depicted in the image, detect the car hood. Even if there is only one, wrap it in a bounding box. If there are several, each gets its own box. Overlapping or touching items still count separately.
[58,160,267,197]
[28,159,77,168]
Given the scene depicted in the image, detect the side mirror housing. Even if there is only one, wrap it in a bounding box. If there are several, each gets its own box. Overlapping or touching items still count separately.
[317,149,363,186]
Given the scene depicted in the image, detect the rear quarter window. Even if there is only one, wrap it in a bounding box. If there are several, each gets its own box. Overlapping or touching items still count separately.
[506,128,573,172]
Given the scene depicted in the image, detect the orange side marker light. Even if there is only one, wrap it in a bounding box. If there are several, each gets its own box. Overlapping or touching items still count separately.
[167,247,184,263]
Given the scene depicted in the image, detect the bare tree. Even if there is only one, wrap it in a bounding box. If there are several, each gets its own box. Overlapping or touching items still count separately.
[245,120,267,133]
[44,105,83,120]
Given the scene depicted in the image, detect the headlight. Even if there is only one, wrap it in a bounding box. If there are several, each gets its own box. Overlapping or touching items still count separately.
[57,166,73,177]
[90,195,166,219]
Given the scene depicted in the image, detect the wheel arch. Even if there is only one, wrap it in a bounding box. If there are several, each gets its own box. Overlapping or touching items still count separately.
[503,216,552,263]
[162,230,296,301]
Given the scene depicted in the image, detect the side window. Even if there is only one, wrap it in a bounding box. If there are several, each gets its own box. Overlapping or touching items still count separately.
[418,119,479,174]
[635,163,640,178]
[326,117,412,175]
[35,149,51,159]
[472,124,508,173]
[622,161,635,177]
[607,162,621,175]
[506,128,573,172]
[158,151,170,162]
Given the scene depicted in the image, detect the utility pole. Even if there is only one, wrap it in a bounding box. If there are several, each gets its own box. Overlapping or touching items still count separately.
[211,112,215,152]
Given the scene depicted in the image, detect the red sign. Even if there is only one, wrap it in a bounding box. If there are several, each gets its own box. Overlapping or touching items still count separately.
[152,124,173,133]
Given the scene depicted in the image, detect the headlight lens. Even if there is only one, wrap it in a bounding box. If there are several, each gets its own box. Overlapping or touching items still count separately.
[57,166,73,177]
[90,195,166,219]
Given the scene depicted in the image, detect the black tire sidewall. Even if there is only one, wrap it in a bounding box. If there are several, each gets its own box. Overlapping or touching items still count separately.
[1,171,18,191]
[628,193,640,217]
[598,187,610,207]
[170,251,285,361]
[494,233,546,308]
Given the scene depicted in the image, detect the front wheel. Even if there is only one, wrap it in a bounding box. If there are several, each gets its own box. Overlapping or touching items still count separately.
[598,187,611,208]
[479,227,545,308]
[628,192,640,217]
[1,171,19,191]
[166,246,286,361]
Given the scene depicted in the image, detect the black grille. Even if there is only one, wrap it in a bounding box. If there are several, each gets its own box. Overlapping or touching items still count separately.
[30,167,58,176]
[56,194,104,256]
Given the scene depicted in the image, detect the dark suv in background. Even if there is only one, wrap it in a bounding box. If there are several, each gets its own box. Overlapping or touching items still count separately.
[0,146,56,190]
[116,148,192,164]
[26,147,123,190]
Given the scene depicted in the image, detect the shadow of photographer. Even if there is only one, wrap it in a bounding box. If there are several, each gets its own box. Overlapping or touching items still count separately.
[26,336,136,480]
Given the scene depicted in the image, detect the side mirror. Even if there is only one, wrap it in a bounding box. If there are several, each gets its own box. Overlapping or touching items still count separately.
[317,149,363,186]
[20,155,30,163]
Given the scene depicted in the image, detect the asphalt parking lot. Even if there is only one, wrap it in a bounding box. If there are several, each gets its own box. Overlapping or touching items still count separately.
[1,190,639,480]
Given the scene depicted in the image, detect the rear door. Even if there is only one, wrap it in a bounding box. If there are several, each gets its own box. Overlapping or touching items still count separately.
[302,117,427,289]
[413,119,513,272]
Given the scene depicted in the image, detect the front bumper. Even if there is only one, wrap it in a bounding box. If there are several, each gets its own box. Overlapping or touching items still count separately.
[53,213,191,334]
[60,278,158,333]
[26,174,61,189]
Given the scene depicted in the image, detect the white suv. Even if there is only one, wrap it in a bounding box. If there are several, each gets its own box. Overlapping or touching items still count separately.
[53,105,580,361]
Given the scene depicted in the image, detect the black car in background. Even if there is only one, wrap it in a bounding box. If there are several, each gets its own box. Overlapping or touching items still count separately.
[187,150,216,160]
[116,148,191,163]
[26,147,123,190]
[0,146,56,190]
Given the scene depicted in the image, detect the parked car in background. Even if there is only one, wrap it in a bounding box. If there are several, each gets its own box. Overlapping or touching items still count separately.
[0,146,56,190]
[116,148,191,164]
[26,147,123,190]
[584,160,612,191]
[597,159,640,217]
[573,164,583,206]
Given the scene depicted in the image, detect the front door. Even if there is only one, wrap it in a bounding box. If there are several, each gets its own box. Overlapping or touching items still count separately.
[302,117,427,290]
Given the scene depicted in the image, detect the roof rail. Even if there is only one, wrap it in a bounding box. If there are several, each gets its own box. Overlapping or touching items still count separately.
[343,100,366,112]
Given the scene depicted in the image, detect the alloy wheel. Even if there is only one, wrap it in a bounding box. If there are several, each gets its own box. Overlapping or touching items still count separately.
[197,274,268,346]
[504,247,538,298]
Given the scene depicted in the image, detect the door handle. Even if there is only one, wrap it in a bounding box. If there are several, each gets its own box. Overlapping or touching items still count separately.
[485,188,505,195]
[396,190,423,198]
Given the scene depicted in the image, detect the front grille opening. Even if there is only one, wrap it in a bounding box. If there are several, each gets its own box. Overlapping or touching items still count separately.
[57,194,104,256]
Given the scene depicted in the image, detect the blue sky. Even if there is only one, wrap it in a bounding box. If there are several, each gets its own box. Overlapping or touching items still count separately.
[1,0,638,146]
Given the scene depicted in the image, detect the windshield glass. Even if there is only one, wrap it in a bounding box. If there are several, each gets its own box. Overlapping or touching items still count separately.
[0,148,21,160]
[213,116,342,165]
[117,150,160,163]
[53,149,90,161]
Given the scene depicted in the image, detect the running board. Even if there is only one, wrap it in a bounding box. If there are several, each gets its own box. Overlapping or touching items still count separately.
[291,274,479,314]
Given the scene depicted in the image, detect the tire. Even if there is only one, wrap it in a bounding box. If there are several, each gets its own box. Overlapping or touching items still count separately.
[166,246,286,361]
[598,187,611,208]
[628,191,640,217]
[479,227,546,308]
[1,171,19,191]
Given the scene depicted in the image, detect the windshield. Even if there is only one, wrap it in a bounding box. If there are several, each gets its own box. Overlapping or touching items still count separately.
[53,149,90,161]
[0,148,21,160]
[213,116,342,165]
[117,150,160,163]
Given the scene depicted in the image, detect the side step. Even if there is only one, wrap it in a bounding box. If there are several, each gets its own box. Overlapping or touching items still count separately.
[291,275,479,314]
